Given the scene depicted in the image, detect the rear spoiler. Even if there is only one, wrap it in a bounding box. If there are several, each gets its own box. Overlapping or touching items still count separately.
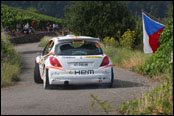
[57,37,100,42]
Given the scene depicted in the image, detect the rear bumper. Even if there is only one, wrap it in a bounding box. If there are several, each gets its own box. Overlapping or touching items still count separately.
[51,76,111,85]
[48,67,112,85]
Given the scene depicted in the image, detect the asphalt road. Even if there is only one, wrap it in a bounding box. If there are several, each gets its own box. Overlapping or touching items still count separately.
[1,42,159,115]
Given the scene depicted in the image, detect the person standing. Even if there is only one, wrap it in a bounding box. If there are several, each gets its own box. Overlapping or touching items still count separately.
[3,26,8,33]
[24,22,29,34]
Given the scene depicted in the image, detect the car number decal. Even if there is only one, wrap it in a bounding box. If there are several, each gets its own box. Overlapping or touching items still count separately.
[74,62,88,67]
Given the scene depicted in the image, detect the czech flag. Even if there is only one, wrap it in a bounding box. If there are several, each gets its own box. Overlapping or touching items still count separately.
[142,12,164,53]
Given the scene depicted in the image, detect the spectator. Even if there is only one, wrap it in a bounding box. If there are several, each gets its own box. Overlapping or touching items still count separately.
[46,22,50,32]
[49,24,52,31]
[32,20,35,31]
[18,24,22,32]
[29,26,34,34]
[24,22,29,34]
[16,24,22,33]
[56,24,59,32]
[3,26,8,33]
[53,23,56,31]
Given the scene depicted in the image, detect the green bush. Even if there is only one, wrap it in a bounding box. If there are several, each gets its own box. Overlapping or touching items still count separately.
[1,4,62,31]
[103,36,119,47]
[119,29,136,49]
[120,68,173,115]
[1,33,21,87]
[137,25,173,77]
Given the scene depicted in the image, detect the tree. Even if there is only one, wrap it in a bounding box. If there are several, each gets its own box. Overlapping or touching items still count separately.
[64,1,135,40]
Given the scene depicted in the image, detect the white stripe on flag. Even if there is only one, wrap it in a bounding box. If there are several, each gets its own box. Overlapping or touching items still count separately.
[142,13,153,53]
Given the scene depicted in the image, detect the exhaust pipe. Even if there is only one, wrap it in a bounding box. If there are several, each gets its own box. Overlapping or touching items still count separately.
[64,81,69,86]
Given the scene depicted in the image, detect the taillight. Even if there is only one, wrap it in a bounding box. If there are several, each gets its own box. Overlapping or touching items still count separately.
[50,57,62,67]
[100,56,109,67]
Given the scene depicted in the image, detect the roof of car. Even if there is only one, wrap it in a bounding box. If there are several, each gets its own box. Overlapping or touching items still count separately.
[56,35,100,41]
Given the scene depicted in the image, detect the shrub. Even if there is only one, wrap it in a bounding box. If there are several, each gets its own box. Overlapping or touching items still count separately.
[103,36,119,47]
[119,29,136,49]
[1,33,21,87]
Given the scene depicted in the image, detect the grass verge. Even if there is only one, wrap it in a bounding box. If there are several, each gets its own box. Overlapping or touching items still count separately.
[119,69,173,115]
[101,43,173,115]
[1,33,22,87]
[100,43,152,70]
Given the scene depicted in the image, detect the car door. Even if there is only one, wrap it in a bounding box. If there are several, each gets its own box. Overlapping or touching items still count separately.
[40,40,54,76]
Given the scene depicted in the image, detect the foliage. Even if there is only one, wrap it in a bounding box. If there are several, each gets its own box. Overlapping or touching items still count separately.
[1,1,71,18]
[134,16,143,50]
[1,24,3,32]
[119,29,136,49]
[137,24,173,77]
[119,9,173,114]
[1,33,22,87]
[125,1,173,19]
[163,5,173,26]
[100,43,151,69]
[1,4,62,31]
[120,69,173,115]
[2,1,172,20]
[90,94,112,115]
[64,1,135,40]
[103,36,119,47]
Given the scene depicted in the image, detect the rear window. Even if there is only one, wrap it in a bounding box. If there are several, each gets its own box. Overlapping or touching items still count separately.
[55,41,103,55]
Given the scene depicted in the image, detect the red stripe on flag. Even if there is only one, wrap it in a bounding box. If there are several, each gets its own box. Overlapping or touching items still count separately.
[149,27,164,53]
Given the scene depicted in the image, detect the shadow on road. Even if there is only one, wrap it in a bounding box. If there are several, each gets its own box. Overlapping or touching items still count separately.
[20,50,43,54]
[47,79,147,90]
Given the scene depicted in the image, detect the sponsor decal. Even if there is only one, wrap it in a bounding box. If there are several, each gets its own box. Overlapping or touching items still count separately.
[62,56,76,59]
[84,56,102,58]
[69,71,74,74]
[98,65,113,70]
[69,70,94,75]
[51,72,60,76]
[102,70,110,74]
[95,43,100,48]
[72,36,80,39]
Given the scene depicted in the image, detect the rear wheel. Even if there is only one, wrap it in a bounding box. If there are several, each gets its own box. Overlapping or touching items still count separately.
[34,61,43,84]
[107,68,114,88]
[44,68,52,90]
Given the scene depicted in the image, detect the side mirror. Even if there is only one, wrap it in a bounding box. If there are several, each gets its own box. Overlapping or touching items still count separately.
[48,48,51,52]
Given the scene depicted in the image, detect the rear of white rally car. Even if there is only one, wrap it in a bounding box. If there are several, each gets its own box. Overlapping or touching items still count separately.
[46,38,113,86]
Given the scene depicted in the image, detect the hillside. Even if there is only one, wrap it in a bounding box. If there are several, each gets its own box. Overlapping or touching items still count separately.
[1,1,70,18]
[1,1,173,19]
[1,4,62,31]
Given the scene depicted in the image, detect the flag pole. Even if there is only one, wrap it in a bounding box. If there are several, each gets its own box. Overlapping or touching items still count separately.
[141,9,165,26]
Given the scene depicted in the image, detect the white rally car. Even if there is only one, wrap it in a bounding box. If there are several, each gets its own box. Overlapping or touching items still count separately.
[34,35,114,89]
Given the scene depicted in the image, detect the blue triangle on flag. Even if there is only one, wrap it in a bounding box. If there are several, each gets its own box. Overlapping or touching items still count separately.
[142,13,164,36]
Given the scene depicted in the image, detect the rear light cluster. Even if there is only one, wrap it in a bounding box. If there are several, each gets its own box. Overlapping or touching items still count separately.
[100,56,109,67]
[50,57,62,67]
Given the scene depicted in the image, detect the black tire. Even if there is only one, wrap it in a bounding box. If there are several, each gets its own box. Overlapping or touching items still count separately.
[107,68,114,88]
[44,69,52,90]
[34,61,43,84]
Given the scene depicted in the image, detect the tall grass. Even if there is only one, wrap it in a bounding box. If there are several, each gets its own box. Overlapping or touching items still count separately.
[101,43,173,115]
[1,33,21,87]
[101,43,152,70]
[120,68,173,115]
